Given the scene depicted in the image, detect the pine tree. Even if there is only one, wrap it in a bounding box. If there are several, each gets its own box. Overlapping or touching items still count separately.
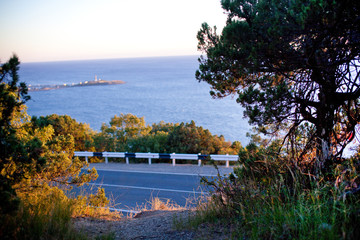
[197,0,360,174]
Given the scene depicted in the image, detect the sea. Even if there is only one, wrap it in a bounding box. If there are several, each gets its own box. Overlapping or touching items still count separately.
[19,55,251,145]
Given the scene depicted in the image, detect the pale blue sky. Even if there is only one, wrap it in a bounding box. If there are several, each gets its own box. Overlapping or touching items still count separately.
[0,0,226,62]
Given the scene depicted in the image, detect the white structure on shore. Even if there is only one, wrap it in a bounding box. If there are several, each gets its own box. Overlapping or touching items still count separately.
[94,75,102,81]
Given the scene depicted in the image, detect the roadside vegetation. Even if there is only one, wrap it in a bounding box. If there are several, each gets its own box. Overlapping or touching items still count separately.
[0,56,118,239]
[31,113,242,160]
[189,0,360,239]
[182,135,360,239]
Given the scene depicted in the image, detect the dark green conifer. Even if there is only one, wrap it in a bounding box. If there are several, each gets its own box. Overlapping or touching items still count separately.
[0,55,30,214]
[197,0,360,174]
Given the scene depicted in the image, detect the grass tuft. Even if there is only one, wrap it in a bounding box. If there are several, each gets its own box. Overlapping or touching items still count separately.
[0,185,121,240]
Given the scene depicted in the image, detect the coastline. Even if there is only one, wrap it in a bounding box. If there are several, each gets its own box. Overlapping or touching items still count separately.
[28,79,125,92]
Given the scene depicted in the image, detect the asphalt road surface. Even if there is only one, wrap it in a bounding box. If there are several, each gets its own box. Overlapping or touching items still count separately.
[80,163,234,213]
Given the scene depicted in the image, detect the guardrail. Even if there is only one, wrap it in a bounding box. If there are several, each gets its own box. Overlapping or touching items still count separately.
[74,151,239,167]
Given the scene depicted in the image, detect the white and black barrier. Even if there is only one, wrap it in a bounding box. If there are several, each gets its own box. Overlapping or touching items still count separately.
[74,151,239,167]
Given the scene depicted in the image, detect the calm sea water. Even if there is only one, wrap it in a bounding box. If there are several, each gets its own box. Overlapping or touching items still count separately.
[19,55,250,144]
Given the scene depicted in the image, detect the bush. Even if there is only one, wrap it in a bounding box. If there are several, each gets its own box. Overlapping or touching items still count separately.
[0,188,85,240]
[195,141,360,239]
[94,115,242,155]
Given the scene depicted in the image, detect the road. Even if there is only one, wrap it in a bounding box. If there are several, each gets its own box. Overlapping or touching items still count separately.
[79,163,234,213]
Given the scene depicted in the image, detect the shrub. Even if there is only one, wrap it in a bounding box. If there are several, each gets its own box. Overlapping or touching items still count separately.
[0,187,84,240]
[195,141,360,239]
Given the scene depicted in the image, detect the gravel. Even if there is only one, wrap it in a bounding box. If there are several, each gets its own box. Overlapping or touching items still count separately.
[73,210,196,239]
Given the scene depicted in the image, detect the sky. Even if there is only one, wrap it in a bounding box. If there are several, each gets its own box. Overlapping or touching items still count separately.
[0,0,227,63]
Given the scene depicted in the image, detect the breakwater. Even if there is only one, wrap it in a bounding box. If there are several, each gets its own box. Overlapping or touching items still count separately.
[28,79,125,92]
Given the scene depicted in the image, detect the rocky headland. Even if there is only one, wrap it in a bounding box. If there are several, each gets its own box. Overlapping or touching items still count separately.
[28,79,125,92]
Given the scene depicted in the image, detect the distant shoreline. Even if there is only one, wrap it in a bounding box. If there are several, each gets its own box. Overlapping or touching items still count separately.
[28,79,125,92]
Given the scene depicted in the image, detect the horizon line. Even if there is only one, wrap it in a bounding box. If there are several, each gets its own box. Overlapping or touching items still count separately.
[19,54,202,64]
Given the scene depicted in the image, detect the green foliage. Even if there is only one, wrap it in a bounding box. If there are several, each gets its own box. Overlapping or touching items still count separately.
[0,55,34,214]
[73,187,116,219]
[127,130,170,153]
[32,114,95,151]
[79,187,109,208]
[167,120,238,155]
[10,109,98,192]
[92,114,241,159]
[95,113,151,152]
[28,112,241,163]
[110,113,151,138]
[0,185,115,240]
[195,138,360,239]
[0,188,80,240]
[197,0,360,172]
[1,56,107,239]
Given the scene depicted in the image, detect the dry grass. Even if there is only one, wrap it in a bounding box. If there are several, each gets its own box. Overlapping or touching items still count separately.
[72,193,122,221]
[142,197,187,211]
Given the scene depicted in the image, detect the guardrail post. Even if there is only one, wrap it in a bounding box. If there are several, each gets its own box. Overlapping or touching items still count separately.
[148,152,152,165]
[226,154,229,167]
[125,152,129,164]
[172,153,176,166]
[85,156,88,163]
[102,152,108,164]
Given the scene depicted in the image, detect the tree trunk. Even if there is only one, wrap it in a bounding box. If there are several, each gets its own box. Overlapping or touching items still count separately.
[315,89,336,176]
[316,127,331,174]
